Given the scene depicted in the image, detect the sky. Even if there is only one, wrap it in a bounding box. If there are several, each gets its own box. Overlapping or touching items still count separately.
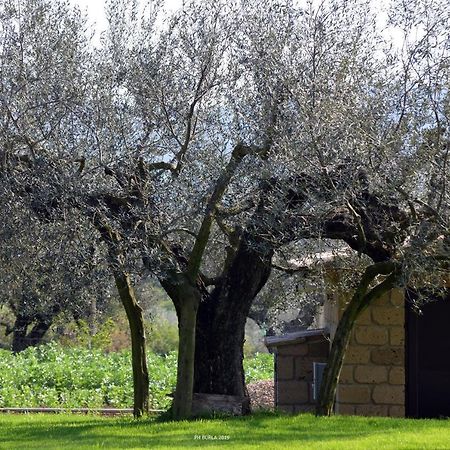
[71,0,403,48]
[72,0,183,36]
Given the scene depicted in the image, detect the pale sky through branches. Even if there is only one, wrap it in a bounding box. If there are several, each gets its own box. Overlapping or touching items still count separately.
[72,0,183,39]
[72,0,402,48]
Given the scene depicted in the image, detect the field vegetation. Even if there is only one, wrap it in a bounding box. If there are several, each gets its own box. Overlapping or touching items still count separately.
[0,344,273,410]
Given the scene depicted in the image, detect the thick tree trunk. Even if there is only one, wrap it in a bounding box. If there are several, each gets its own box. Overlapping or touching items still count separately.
[24,319,52,346]
[195,294,248,398]
[316,263,400,416]
[173,295,199,419]
[113,271,149,418]
[194,234,273,406]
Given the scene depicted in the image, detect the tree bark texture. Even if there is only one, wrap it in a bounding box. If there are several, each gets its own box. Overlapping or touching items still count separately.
[11,315,32,353]
[173,295,199,419]
[194,232,273,405]
[160,274,201,419]
[114,271,149,418]
[89,215,150,418]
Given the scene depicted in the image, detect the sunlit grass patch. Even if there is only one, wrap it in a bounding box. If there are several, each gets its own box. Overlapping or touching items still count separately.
[0,412,449,449]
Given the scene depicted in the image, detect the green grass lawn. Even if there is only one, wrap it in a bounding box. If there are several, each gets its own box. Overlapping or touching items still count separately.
[0,412,449,449]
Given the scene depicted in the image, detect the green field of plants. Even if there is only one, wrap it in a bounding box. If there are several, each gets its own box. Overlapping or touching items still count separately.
[0,344,273,410]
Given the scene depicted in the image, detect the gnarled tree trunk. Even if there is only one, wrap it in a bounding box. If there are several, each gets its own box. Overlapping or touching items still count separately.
[194,233,273,407]
[11,312,57,353]
[11,315,32,353]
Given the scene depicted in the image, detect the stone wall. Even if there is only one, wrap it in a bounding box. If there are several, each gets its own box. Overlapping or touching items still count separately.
[269,331,329,414]
[335,288,405,417]
[267,288,406,417]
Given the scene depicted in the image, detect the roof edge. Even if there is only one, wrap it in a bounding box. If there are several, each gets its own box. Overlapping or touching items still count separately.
[264,328,329,347]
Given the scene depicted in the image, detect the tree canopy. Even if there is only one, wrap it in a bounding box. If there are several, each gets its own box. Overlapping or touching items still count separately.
[0,0,448,419]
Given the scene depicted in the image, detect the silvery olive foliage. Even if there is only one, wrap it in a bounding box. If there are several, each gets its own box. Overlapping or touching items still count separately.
[0,0,449,336]
[0,0,113,344]
[0,183,112,348]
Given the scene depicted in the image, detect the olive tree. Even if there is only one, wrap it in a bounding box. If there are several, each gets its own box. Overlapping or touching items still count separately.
[0,0,155,416]
[2,0,448,421]
[233,0,450,415]
[92,0,449,419]
[0,191,110,352]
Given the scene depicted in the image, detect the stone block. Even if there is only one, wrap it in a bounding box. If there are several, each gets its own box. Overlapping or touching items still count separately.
[192,393,249,416]
[372,306,404,326]
[294,358,313,381]
[294,404,314,413]
[339,365,354,383]
[354,365,388,384]
[372,385,404,405]
[372,292,391,306]
[277,356,294,380]
[389,405,405,417]
[344,346,371,364]
[371,347,404,366]
[355,326,388,346]
[307,340,330,357]
[355,404,389,417]
[338,404,355,415]
[277,343,309,356]
[278,404,294,413]
[355,309,372,325]
[390,289,405,307]
[338,385,371,404]
[389,367,405,385]
[277,380,309,405]
[389,327,405,346]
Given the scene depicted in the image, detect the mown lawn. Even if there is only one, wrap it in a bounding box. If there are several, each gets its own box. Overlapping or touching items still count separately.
[0,412,449,449]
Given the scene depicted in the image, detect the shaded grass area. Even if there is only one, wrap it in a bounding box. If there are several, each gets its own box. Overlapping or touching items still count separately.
[1,412,450,449]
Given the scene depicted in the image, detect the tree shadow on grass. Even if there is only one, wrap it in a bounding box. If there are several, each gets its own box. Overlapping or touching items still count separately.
[0,413,448,449]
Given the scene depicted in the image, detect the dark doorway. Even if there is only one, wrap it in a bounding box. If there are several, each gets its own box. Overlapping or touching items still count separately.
[406,290,450,418]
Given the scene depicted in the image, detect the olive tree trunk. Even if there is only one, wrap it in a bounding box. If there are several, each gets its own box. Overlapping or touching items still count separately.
[195,299,248,398]
[11,313,57,353]
[160,275,201,420]
[316,262,400,416]
[114,271,149,418]
[174,294,199,419]
[11,315,32,353]
[194,234,273,403]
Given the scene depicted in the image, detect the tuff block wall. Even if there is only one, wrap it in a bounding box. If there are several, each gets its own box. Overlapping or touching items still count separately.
[335,289,406,417]
[273,333,329,414]
[269,288,406,417]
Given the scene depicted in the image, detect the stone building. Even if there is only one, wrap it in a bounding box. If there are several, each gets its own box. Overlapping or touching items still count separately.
[265,288,450,418]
